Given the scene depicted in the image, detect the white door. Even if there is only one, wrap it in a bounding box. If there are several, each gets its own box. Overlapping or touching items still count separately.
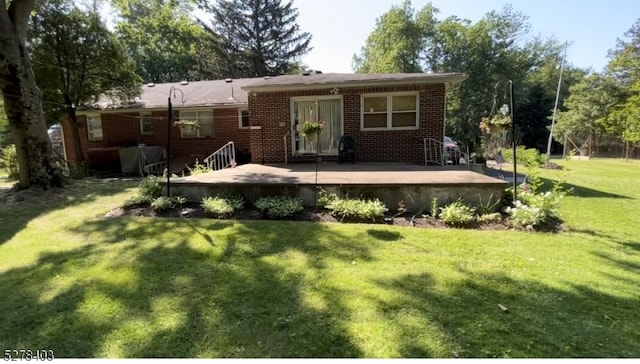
[292,98,342,155]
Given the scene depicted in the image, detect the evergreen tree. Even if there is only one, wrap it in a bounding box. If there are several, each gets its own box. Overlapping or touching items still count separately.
[203,0,312,77]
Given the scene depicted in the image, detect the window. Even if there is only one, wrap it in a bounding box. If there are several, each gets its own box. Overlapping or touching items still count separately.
[362,92,419,130]
[239,108,250,129]
[140,112,153,135]
[86,114,103,140]
[179,110,214,138]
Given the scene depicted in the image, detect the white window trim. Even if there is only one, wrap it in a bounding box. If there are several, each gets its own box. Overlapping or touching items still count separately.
[178,110,214,138]
[360,91,420,131]
[290,95,344,156]
[238,108,250,129]
[86,114,103,141]
[140,112,153,135]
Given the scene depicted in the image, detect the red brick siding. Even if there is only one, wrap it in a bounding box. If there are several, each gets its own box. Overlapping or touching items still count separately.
[248,83,445,164]
[61,107,250,164]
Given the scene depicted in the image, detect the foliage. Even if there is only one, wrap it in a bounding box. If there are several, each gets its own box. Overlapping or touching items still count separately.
[477,212,503,223]
[0,144,19,179]
[30,0,141,163]
[0,100,11,148]
[475,193,501,215]
[300,121,323,137]
[123,194,152,207]
[150,196,175,211]
[352,0,427,73]
[430,197,439,217]
[201,0,312,78]
[187,159,210,175]
[325,196,389,222]
[439,200,475,226]
[114,0,220,82]
[499,146,545,168]
[255,196,304,219]
[201,194,245,217]
[505,176,566,229]
[138,175,163,199]
[505,200,544,228]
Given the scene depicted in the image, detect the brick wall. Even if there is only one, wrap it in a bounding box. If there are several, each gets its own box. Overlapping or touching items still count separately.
[247,83,445,164]
[62,107,250,166]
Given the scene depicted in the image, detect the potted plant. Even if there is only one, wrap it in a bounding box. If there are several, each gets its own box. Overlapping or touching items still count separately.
[300,120,324,137]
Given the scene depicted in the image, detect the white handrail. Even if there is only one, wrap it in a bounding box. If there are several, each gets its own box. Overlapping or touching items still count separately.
[283,131,290,165]
[203,141,236,171]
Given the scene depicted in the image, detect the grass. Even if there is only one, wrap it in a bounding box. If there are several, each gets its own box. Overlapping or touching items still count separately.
[0,159,639,358]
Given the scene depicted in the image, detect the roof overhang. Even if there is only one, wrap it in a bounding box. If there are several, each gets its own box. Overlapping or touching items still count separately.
[242,73,468,93]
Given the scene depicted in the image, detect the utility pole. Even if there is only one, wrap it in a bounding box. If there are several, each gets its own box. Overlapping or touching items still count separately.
[546,42,568,165]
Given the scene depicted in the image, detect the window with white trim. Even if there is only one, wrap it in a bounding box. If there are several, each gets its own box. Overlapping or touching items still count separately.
[361,92,419,130]
[86,114,103,140]
[179,110,214,138]
[140,112,153,135]
[239,108,250,129]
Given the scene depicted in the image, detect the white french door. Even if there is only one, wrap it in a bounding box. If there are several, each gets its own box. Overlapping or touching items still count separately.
[291,97,343,155]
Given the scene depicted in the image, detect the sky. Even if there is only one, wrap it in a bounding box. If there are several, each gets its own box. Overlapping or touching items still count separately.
[293,0,640,73]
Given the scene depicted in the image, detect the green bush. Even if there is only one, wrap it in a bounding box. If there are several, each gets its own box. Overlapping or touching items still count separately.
[477,212,503,223]
[138,175,163,199]
[506,188,565,228]
[499,147,545,168]
[151,196,175,211]
[1,144,19,179]
[430,197,439,217]
[123,194,152,207]
[439,200,475,226]
[202,194,245,217]
[187,159,210,175]
[325,197,388,222]
[255,196,304,219]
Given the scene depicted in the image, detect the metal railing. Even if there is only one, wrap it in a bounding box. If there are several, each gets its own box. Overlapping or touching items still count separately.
[204,141,236,171]
[422,137,470,169]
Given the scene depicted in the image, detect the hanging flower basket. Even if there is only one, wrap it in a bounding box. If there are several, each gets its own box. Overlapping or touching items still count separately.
[300,121,324,137]
[173,119,200,130]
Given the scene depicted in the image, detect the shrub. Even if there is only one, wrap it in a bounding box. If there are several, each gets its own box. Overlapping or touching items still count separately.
[325,197,388,222]
[202,194,244,217]
[1,144,19,179]
[499,146,545,169]
[123,194,152,207]
[476,193,501,215]
[151,196,175,211]
[430,197,439,217]
[316,188,338,209]
[255,196,304,219]
[477,212,503,223]
[188,159,210,175]
[505,200,544,228]
[138,175,163,199]
[439,200,475,226]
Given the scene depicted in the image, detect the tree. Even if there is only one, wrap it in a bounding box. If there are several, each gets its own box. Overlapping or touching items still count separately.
[30,0,142,164]
[353,0,425,73]
[203,0,312,77]
[0,0,63,189]
[606,19,640,157]
[114,0,220,83]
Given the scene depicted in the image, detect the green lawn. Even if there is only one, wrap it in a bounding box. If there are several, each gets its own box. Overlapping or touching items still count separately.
[1,160,639,358]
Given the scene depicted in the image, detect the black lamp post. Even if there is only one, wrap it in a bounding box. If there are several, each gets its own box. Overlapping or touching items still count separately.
[167,86,185,197]
[494,80,517,201]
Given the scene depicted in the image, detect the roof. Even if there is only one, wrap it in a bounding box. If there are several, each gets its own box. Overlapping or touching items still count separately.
[242,72,468,92]
[83,72,467,111]
[86,78,258,110]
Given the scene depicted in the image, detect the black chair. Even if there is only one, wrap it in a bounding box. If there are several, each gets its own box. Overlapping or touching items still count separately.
[338,135,356,164]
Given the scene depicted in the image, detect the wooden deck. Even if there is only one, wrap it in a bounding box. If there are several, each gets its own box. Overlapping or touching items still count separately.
[169,163,508,210]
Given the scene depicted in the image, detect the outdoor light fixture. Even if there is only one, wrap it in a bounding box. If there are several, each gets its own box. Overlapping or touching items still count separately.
[167,86,186,196]
[494,80,517,200]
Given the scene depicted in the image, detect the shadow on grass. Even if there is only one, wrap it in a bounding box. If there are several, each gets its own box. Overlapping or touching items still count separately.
[0,178,138,246]
[375,271,640,357]
[538,177,630,199]
[0,218,368,357]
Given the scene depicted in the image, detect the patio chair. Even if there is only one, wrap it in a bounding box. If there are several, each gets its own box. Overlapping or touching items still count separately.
[338,135,356,164]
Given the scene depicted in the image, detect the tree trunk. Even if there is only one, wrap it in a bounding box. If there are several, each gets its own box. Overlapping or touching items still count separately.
[0,0,63,189]
[63,94,85,163]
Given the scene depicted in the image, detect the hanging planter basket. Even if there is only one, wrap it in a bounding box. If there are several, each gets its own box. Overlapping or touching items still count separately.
[300,121,324,137]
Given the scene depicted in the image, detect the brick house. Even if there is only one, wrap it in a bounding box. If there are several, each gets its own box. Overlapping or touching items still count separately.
[60,72,466,172]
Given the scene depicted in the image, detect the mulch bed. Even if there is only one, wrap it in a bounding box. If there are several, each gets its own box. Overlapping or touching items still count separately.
[106,203,566,232]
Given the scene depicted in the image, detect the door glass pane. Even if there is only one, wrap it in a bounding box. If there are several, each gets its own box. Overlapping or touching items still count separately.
[363,96,387,112]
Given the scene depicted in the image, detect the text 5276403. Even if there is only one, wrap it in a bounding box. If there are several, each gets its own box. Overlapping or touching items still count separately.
[3,349,54,361]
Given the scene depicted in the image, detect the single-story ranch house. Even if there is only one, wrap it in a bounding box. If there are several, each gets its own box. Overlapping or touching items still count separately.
[60,72,467,173]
